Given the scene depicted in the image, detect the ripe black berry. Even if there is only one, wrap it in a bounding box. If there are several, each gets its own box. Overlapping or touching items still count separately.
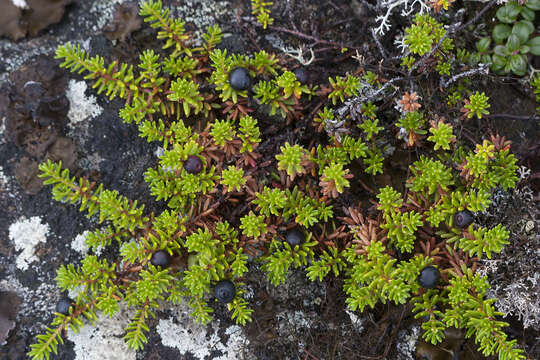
[454,210,474,228]
[285,228,304,247]
[293,68,309,85]
[150,250,171,268]
[184,155,203,174]
[55,297,73,315]
[214,280,236,303]
[229,67,251,91]
[417,266,440,289]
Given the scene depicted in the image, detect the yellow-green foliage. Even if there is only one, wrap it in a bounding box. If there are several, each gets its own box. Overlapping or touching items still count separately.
[251,0,274,29]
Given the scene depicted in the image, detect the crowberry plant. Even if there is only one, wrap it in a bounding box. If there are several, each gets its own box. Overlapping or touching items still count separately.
[26,1,530,360]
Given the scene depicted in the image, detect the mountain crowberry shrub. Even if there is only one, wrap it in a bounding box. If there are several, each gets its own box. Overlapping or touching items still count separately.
[28,1,526,359]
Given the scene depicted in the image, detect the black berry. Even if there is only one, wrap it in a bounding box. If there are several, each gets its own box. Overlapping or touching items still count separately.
[150,250,171,268]
[285,228,304,247]
[454,210,474,228]
[293,68,309,85]
[229,67,251,91]
[417,266,440,289]
[214,280,236,303]
[184,155,203,174]
[55,297,73,315]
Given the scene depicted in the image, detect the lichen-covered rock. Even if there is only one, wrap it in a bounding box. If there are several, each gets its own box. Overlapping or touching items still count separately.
[104,3,142,42]
[2,55,78,193]
[4,55,68,147]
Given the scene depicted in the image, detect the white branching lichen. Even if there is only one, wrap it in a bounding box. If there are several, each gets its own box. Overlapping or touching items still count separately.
[8,216,50,271]
[71,230,103,256]
[281,46,315,66]
[374,0,430,35]
[492,276,540,329]
[66,79,103,127]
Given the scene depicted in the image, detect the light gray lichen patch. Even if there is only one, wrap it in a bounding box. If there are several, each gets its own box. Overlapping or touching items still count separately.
[89,0,125,33]
[8,216,50,271]
[0,42,57,83]
[71,230,103,257]
[66,80,103,127]
[492,275,540,329]
[0,277,59,334]
[395,325,420,360]
[171,0,234,45]
[65,79,104,147]
[481,257,540,330]
[345,309,365,334]
[0,166,12,193]
[156,300,251,359]
[70,231,89,255]
[0,116,6,143]
[476,172,540,330]
[77,152,105,172]
[67,303,136,360]
[275,309,321,343]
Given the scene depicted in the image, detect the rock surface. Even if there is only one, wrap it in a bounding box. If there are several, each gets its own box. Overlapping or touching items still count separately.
[0,1,538,360]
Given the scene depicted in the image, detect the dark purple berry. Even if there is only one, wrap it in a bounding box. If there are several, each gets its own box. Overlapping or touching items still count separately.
[214,280,236,303]
[184,155,203,174]
[229,67,251,91]
[417,266,440,289]
[150,250,171,268]
[454,210,474,228]
[285,228,304,247]
[55,297,73,315]
[293,68,309,85]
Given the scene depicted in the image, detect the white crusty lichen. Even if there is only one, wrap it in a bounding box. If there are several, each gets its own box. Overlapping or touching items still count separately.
[395,325,420,360]
[277,310,315,332]
[67,304,136,360]
[157,301,250,359]
[71,230,103,256]
[0,277,59,335]
[171,0,232,45]
[0,117,5,142]
[70,231,90,255]
[65,79,103,127]
[345,309,365,333]
[89,0,124,32]
[0,166,12,192]
[8,216,50,271]
[157,318,248,359]
[157,318,249,359]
